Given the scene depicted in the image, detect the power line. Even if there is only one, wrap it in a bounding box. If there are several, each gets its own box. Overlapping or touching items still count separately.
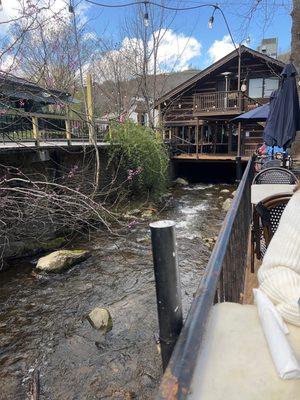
[84,1,237,51]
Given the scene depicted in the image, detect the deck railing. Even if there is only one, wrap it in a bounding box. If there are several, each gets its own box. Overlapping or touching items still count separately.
[157,157,255,399]
[0,110,108,145]
[193,90,242,114]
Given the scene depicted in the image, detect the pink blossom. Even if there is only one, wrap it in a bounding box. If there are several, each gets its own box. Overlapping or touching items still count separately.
[127,220,138,229]
[127,167,143,181]
[68,165,79,178]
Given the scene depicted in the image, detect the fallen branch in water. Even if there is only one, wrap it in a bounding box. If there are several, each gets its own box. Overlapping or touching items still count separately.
[30,368,40,400]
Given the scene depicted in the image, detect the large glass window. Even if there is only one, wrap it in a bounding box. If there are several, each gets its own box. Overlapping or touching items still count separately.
[264,78,279,97]
[249,78,263,98]
[248,77,279,98]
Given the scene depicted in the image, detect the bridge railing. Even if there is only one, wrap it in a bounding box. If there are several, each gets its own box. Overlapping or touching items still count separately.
[0,110,108,145]
[157,157,255,399]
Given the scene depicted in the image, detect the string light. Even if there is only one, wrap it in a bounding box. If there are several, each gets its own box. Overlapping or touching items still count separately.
[144,12,149,27]
[84,1,238,52]
[208,15,214,29]
[69,0,74,13]
[208,5,218,30]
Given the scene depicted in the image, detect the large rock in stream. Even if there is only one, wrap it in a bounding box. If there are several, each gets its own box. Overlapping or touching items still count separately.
[36,250,90,273]
[174,177,189,186]
[87,307,113,332]
[222,198,233,212]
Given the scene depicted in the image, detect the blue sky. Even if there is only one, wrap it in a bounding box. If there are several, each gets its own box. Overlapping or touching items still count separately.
[0,1,292,73]
[82,0,292,70]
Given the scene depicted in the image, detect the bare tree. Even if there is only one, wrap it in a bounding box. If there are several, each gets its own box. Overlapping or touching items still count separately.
[13,20,96,94]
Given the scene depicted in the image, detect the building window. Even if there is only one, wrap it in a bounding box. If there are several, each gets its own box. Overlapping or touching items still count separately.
[248,77,279,98]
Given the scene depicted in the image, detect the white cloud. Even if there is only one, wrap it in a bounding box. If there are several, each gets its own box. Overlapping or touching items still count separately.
[0,0,89,34]
[150,29,201,72]
[207,35,235,63]
[96,29,201,80]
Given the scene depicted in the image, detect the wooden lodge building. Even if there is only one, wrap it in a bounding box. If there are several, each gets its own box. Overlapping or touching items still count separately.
[156,45,285,164]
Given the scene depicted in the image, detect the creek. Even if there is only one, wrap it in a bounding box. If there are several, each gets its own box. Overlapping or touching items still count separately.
[0,183,234,400]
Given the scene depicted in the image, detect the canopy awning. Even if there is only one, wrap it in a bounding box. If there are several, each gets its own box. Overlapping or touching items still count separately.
[232,104,269,123]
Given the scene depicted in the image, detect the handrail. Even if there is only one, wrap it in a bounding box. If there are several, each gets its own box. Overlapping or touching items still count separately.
[0,110,109,145]
[157,157,255,400]
[193,91,242,113]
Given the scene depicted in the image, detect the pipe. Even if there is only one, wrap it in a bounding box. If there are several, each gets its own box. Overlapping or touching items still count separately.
[150,220,183,371]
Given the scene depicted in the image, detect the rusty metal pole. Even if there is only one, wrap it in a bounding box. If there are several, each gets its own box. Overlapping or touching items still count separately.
[150,220,183,371]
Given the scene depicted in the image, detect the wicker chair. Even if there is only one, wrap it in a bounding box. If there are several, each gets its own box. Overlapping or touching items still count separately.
[250,193,293,272]
[252,167,298,185]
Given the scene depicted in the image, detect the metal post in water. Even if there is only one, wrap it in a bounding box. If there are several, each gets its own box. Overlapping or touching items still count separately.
[149,220,183,371]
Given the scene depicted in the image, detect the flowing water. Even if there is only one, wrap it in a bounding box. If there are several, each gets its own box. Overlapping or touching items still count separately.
[0,183,234,400]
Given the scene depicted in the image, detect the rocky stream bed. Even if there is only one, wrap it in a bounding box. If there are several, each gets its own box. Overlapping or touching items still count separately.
[0,182,235,400]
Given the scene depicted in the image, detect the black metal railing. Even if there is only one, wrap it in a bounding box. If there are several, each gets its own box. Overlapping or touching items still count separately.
[157,157,255,400]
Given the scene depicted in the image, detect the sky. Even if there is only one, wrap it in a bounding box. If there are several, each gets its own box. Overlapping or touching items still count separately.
[82,0,292,70]
[0,0,293,73]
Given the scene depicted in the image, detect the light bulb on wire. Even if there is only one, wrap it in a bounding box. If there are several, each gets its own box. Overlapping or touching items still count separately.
[144,12,149,27]
[208,15,214,29]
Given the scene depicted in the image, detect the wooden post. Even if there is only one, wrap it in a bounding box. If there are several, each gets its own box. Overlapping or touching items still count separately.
[200,122,204,154]
[86,73,94,144]
[65,106,71,145]
[32,116,40,146]
[188,126,191,154]
[237,121,242,157]
[196,118,199,159]
[228,124,232,155]
[213,123,217,154]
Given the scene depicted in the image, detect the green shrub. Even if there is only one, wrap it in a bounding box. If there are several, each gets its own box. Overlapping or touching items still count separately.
[108,121,169,200]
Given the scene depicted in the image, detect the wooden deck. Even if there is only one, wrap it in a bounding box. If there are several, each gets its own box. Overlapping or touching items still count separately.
[172,153,249,162]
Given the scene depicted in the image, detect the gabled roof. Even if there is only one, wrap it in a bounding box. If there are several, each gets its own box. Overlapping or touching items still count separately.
[156,45,285,105]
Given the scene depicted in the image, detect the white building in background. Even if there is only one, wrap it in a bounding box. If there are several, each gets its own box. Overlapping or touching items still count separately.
[257,38,278,59]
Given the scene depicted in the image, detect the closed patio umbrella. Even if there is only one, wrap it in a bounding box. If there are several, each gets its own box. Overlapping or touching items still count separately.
[263,63,300,149]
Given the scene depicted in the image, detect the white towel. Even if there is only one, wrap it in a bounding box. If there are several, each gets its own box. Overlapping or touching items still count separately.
[253,288,300,380]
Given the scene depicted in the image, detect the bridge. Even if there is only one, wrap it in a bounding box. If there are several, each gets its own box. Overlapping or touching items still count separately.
[0,109,109,151]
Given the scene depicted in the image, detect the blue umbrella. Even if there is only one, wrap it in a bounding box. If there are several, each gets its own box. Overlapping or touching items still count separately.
[232,103,270,123]
[263,63,300,149]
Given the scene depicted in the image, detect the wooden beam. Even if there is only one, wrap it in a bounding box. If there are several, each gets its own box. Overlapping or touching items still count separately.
[32,116,40,146]
[196,118,199,159]
[86,73,94,144]
[237,121,242,157]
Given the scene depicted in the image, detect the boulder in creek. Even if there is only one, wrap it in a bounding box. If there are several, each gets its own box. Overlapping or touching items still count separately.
[36,250,90,273]
[220,188,230,194]
[87,307,113,332]
[174,177,189,186]
[222,198,232,212]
